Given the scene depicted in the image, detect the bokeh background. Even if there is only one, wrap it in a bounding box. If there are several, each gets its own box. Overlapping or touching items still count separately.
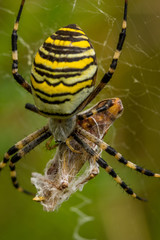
[0,0,160,239]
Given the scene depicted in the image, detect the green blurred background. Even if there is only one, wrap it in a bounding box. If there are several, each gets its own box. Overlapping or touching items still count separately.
[0,0,160,239]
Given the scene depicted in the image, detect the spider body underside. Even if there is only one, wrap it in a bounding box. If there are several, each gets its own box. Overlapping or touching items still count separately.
[0,0,160,210]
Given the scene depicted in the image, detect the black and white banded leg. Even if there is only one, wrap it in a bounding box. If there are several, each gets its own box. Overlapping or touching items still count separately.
[12,0,32,93]
[72,131,146,201]
[0,125,51,195]
[77,99,114,121]
[80,0,128,111]
[76,125,160,178]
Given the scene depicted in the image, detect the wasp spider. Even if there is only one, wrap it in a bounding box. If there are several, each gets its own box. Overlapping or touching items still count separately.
[0,0,160,203]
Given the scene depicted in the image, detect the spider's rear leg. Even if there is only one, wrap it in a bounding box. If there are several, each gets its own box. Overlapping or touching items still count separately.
[72,132,146,201]
[12,0,32,93]
[77,125,160,178]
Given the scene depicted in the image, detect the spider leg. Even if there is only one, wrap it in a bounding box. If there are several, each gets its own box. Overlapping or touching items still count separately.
[76,125,160,178]
[72,131,146,201]
[77,99,114,120]
[0,125,49,171]
[25,104,57,151]
[0,125,50,180]
[0,126,51,195]
[12,0,32,93]
[79,0,127,111]
[9,130,51,195]
[25,103,42,115]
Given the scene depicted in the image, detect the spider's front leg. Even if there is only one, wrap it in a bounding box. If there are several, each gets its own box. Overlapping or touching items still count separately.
[12,0,32,93]
[0,125,51,195]
[79,0,128,111]
[77,125,160,179]
[72,132,146,201]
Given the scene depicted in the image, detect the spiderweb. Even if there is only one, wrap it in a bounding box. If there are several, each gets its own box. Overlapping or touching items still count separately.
[0,0,160,239]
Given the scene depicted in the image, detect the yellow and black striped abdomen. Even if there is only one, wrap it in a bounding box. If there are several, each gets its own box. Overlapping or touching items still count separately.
[31,24,97,118]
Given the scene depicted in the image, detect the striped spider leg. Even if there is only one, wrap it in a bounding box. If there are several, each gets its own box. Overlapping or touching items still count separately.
[76,126,160,179]
[74,98,151,201]
[0,125,51,195]
[77,0,128,112]
[12,0,32,93]
[71,132,145,201]
[73,124,160,201]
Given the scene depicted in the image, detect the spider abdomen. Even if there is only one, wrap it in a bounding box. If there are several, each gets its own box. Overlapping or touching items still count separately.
[31,24,97,118]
